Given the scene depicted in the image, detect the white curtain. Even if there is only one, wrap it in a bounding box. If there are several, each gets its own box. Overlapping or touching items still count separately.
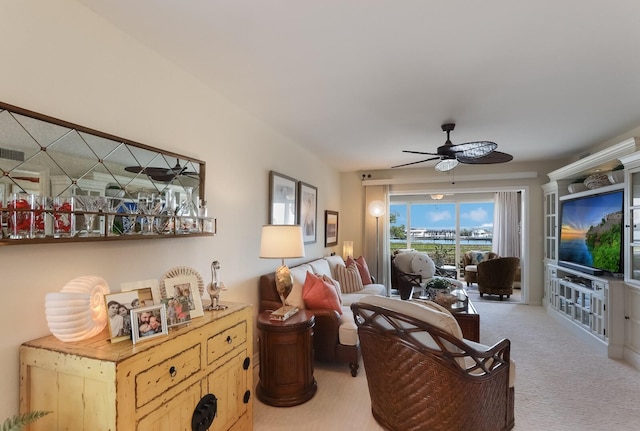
[493,191,521,257]
[364,185,390,295]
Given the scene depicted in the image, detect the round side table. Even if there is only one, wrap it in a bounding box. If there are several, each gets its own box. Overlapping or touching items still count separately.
[256,310,317,407]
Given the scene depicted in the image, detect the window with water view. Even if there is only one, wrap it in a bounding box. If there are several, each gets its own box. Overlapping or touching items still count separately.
[390,200,494,267]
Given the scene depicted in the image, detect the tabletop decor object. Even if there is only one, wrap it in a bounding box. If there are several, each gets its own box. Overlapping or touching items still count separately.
[45,275,110,342]
[259,224,305,320]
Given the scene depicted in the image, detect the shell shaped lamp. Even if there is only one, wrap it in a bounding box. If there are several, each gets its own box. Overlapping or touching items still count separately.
[260,225,305,319]
[45,275,110,342]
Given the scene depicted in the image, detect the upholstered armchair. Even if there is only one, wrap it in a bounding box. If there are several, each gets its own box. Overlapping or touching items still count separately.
[351,295,515,431]
[477,257,520,300]
[391,251,462,300]
[463,251,498,286]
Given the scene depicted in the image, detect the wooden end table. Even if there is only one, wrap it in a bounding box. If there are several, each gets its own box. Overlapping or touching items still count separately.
[256,310,317,407]
[451,299,480,342]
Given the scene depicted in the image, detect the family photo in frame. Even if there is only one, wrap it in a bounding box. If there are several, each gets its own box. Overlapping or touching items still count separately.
[164,275,204,318]
[131,305,168,344]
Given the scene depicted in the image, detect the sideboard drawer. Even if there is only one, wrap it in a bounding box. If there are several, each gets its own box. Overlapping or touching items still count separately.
[135,344,202,408]
[207,321,247,365]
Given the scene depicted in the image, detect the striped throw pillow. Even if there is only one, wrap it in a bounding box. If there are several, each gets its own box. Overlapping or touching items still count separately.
[334,263,364,293]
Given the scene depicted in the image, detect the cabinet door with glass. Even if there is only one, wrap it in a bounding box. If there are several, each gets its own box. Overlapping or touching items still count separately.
[543,186,558,261]
[627,170,640,283]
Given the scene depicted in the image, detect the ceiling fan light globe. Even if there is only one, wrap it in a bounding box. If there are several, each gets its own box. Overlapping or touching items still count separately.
[435,159,458,172]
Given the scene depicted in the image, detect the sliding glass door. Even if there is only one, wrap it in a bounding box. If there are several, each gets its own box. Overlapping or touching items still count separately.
[390,199,494,267]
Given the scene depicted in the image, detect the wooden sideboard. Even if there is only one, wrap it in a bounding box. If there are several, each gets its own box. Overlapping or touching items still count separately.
[20,302,253,431]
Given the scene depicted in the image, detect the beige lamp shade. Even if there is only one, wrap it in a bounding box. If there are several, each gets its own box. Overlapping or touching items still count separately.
[368,200,386,218]
[343,241,354,260]
[260,225,305,260]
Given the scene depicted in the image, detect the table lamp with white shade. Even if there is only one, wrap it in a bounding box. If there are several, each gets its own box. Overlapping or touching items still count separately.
[260,224,305,320]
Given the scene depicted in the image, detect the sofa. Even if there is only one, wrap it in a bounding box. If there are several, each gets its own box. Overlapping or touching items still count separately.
[259,254,385,376]
[391,250,462,299]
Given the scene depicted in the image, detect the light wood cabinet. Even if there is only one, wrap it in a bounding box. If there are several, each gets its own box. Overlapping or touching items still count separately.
[20,302,253,431]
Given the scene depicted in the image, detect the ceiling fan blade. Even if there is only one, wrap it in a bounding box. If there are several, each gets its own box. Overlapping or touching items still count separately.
[402,150,439,156]
[458,151,513,164]
[391,156,440,168]
[125,166,145,174]
[450,141,497,159]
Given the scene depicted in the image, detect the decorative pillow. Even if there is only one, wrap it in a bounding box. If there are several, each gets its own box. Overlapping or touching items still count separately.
[410,253,436,279]
[302,272,342,315]
[334,263,364,293]
[347,256,373,285]
[393,252,415,273]
[318,274,342,304]
[469,251,486,265]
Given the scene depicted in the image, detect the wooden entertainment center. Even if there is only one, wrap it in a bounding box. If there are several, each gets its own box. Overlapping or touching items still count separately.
[543,137,640,368]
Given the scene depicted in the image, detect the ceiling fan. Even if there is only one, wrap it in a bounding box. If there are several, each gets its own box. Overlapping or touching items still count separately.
[392,123,513,172]
[125,159,199,182]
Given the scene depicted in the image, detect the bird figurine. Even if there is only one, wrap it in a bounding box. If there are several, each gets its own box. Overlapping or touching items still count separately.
[206,260,228,310]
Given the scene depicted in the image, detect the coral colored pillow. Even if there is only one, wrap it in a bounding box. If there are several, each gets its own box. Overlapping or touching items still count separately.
[347,256,373,285]
[302,272,342,315]
[316,273,343,304]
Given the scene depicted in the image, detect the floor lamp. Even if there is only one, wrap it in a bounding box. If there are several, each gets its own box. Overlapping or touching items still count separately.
[368,200,386,295]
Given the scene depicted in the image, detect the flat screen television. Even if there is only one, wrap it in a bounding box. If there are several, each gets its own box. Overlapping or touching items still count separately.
[558,189,624,275]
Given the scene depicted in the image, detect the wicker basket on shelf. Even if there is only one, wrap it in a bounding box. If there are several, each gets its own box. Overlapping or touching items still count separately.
[584,173,611,189]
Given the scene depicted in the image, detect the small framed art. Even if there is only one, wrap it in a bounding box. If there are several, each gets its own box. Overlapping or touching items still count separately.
[298,181,317,244]
[131,304,168,344]
[269,171,297,225]
[120,279,162,307]
[325,210,338,246]
[164,275,204,318]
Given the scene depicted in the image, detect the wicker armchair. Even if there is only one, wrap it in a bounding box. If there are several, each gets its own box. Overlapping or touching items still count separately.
[352,296,515,431]
[477,257,520,300]
[463,251,498,286]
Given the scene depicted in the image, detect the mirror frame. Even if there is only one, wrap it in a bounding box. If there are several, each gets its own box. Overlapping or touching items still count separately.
[0,101,211,245]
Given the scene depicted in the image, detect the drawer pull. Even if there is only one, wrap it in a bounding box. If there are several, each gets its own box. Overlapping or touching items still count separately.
[243,357,251,370]
[243,390,251,404]
[169,366,177,378]
[226,335,232,344]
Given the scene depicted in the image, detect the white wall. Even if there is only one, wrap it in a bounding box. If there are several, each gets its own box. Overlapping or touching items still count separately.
[0,1,341,418]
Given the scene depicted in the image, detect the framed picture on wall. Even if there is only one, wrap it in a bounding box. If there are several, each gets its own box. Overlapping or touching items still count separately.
[325,210,338,246]
[269,171,297,225]
[298,181,317,244]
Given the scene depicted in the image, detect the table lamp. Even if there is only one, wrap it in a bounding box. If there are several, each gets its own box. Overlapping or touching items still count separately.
[260,225,305,320]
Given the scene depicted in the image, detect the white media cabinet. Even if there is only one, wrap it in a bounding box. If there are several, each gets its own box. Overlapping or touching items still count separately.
[545,263,625,357]
[543,137,640,367]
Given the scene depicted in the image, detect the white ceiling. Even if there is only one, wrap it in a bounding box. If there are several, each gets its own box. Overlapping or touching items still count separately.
[76,0,640,173]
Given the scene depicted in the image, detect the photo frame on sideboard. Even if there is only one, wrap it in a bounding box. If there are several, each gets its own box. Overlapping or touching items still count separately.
[269,171,297,225]
[298,181,317,244]
[131,305,168,344]
[325,210,338,247]
[163,275,204,318]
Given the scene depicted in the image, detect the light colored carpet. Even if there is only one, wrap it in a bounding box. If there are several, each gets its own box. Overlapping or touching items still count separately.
[253,301,640,430]
[465,284,522,303]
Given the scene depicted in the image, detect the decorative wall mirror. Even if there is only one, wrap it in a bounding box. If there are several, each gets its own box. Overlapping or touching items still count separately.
[0,101,212,244]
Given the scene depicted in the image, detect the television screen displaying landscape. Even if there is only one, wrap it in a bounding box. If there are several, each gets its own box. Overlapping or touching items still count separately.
[559,190,623,273]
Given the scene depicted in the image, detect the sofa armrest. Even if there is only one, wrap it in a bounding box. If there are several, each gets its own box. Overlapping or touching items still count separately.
[308,309,342,361]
